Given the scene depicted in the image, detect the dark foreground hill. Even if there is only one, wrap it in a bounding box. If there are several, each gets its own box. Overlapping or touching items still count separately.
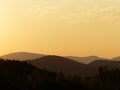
[0,59,120,90]
[0,59,86,90]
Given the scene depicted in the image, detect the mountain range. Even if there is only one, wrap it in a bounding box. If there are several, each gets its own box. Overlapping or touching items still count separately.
[1,52,120,76]
[66,56,106,64]
[27,55,86,76]
[1,52,119,63]
[27,55,120,76]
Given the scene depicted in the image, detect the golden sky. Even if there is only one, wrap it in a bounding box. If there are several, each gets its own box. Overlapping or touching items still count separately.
[1,0,120,58]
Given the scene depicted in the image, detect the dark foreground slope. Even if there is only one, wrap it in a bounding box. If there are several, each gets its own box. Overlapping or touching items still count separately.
[0,59,86,90]
[0,59,120,90]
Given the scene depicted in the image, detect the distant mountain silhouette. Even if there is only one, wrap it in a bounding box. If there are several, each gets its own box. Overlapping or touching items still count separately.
[0,52,108,64]
[66,56,106,64]
[1,52,115,64]
[28,55,120,76]
[112,56,120,61]
[1,52,44,61]
[1,52,120,76]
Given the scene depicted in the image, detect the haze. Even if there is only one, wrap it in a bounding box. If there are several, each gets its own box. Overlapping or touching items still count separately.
[1,0,120,58]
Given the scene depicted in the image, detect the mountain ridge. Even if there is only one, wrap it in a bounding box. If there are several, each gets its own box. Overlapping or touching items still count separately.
[66,56,107,64]
[1,52,120,63]
[27,55,120,76]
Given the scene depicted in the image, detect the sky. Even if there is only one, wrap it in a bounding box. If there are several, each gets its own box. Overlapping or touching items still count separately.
[0,0,120,58]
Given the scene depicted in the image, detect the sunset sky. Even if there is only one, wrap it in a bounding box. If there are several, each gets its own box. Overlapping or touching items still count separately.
[1,0,120,58]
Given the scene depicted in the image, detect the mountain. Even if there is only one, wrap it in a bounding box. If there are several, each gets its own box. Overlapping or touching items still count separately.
[28,55,88,76]
[66,56,106,64]
[28,55,120,76]
[1,52,108,63]
[112,56,120,61]
[1,52,44,61]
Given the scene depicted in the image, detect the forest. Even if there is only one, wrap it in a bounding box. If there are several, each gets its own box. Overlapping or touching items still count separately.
[0,59,120,90]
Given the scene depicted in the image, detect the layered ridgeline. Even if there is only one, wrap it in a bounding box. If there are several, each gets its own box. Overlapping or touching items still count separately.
[28,55,120,76]
[0,52,114,63]
[1,52,120,76]
[66,56,106,64]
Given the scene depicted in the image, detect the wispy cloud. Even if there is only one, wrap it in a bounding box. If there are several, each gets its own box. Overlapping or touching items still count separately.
[8,0,120,23]
[25,0,120,23]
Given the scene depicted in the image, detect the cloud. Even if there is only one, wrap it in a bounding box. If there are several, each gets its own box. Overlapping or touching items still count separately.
[90,6,120,22]
[31,1,120,22]
[53,6,120,23]
[10,0,120,23]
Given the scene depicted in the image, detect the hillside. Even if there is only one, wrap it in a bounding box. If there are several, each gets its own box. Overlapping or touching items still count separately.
[1,59,120,90]
[2,52,120,64]
[0,59,87,90]
[28,56,120,76]
[28,55,87,76]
